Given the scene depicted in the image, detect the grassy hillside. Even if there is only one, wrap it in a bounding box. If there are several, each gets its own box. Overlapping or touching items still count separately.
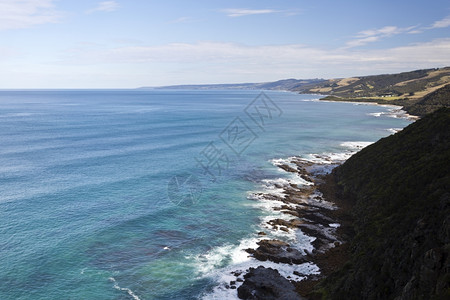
[316,108,450,299]
[295,67,450,100]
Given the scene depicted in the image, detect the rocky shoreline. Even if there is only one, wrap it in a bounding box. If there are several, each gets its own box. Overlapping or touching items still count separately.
[221,154,355,299]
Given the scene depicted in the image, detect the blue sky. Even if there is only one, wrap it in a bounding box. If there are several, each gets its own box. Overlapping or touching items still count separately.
[0,0,450,88]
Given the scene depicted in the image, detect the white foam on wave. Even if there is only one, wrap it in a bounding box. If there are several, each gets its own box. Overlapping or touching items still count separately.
[109,277,141,300]
[260,178,288,198]
[301,141,373,166]
[300,99,321,102]
[368,106,416,120]
[288,173,314,186]
[296,230,316,254]
[247,196,292,211]
[247,197,300,242]
[270,157,297,169]
[368,112,383,117]
[188,237,260,275]
[340,141,373,150]
[387,128,402,134]
[259,215,299,241]
[303,152,350,164]
[0,112,37,118]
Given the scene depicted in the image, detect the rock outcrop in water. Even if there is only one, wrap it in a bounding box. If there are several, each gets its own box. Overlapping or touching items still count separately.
[245,240,307,265]
[237,266,305,300]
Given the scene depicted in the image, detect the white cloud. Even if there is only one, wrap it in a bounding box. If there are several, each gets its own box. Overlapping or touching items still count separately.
[58,38,450,82]
[5,38,450,88]
[167,16,195,24]
[430,15,450,28]
[0,46,19,60]
[345,25,418,48]
[0,0,62,30]
[346,15,450,48]
[357,26,404,37]
[86,1,119,14]
[408,30,423,34]
[221,8,280,17]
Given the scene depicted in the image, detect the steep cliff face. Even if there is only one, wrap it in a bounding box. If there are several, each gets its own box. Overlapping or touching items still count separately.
[322,108,450,299]
[403,84,450,117]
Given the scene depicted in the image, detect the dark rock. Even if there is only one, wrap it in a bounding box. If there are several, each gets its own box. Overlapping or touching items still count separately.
[267,218,303,228]
[278,164,298,173]
[280,226,289,232]
[257,231,267,236]
[237,266,305,300]
[245,239,306,264]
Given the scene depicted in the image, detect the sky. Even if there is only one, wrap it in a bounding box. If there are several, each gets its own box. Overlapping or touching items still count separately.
[0,0,450,88]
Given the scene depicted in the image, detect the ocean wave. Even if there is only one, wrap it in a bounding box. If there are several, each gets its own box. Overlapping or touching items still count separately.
[300,99,321,102]
[270,157,298,170]
[302,152,351,164]
[340,141,373,150]
[299,141,373,166]
[387,128,402,134]
[367,107,416,120]
[109,277,141,300]
[0,112,38,118]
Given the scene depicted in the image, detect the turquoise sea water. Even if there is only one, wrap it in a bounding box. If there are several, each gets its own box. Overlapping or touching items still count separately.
[0,90,410,299]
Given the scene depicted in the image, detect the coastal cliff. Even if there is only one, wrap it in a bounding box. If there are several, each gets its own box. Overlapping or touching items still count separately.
[315,108,450,299]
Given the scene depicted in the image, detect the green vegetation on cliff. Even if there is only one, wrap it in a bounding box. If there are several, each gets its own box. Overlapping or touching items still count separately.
[401,84,450,117]
[319,108,450,299]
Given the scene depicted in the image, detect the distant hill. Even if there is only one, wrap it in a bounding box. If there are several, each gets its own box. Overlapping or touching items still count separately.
[140,67,450,116]
[138,78,324,91]
[316,108,450,299]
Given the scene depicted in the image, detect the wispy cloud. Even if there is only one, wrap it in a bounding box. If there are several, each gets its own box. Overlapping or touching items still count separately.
[0,46,19,60]
[408,30,423,34]
[59,38,450,82]
[345,25,418,48]
[430,15,450,29]
[167,17,195,24]
[346,15,450,48]
[86,1,119,14]
[10,38,450,87]
[221,8,280,17]
[0,0,62,30]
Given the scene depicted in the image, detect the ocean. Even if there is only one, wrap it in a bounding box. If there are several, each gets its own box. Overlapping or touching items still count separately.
[0,90,411,299]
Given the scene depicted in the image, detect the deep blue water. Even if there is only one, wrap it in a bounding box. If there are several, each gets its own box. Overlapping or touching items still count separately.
[0,90,410,299]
